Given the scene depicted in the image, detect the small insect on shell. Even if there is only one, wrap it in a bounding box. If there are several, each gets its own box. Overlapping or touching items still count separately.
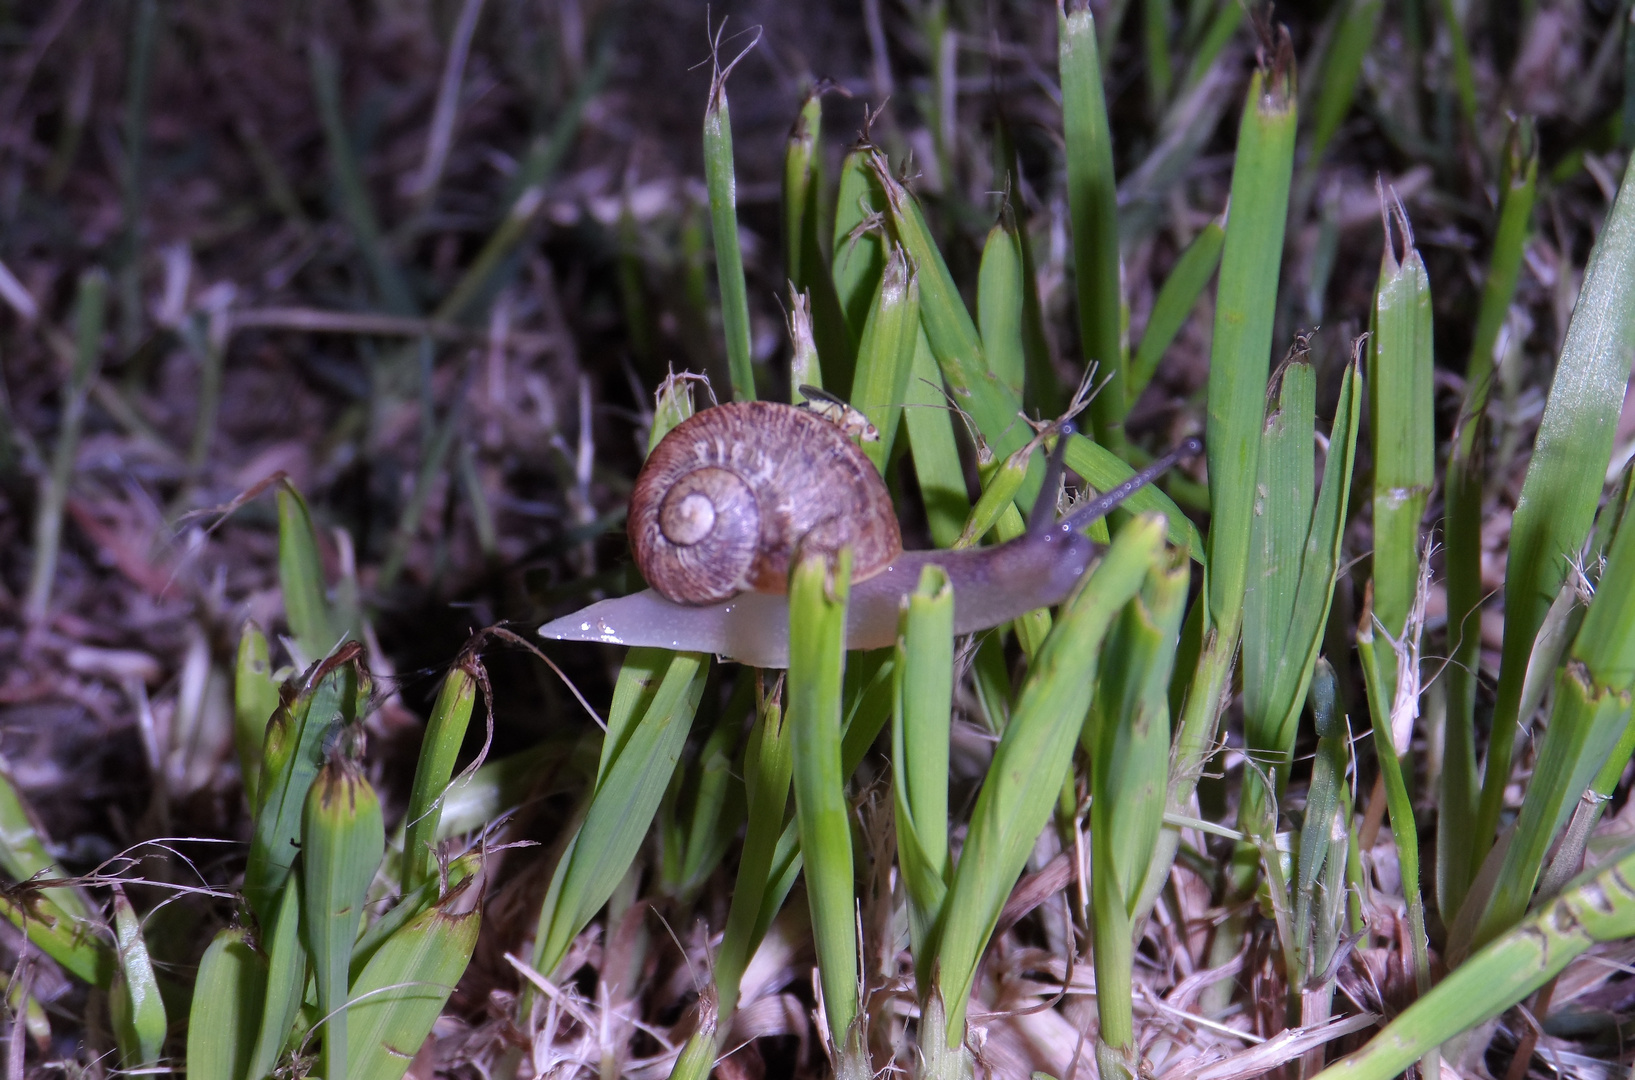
[626,401,902,605]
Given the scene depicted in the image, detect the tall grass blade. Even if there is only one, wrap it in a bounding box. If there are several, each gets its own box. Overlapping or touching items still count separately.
[936,516,1166,1043]
[530,648,707,977]
[892,565,954,981]
[1441,123,1537,916]
[703,31,758,401]
[1473,153,1635,867]
[401,660,478,893]
[1129,216,1224,401]
[787,548,860,1050]
[1090,551,1189,1080]
[1061,3,1127,452]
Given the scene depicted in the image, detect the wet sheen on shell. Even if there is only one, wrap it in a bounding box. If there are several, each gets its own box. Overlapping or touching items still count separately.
[627,401,903,604]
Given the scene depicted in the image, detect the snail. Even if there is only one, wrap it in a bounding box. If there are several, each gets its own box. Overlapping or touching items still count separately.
[538,399,1200,668]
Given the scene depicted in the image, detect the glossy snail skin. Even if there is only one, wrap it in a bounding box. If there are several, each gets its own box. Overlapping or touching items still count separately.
[539,398,1199,668]
[628,401,901,603]
[538,523,1104,669]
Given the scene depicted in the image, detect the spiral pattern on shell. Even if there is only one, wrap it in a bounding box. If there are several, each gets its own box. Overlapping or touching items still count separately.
[629,400,903,604]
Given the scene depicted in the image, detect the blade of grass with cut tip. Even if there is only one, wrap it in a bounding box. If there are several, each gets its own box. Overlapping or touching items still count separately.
[1473,153,1635,867]
[1089,549,1189,1078]
[187,927,266,1080]
[705,52,756,402]
[850,246,921,472]
[1369,203,1435,659]
[831,147,887,394]
[936,516,1167,1044]
[785,90,853,389]
[893,565,955,983]
[1130,216,1223,401]
[1061,4,1127,451]
[787,548,858,1046]
[401,660,478,893]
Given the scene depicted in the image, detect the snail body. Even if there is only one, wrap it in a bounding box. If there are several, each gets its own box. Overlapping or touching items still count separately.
[541,400,1198,668]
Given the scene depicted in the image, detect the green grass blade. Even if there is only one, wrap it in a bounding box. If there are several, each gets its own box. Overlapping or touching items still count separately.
[109,886,166,1066]
[1089,550,1189,1077]
[904,329,972,547]
[936,516,1166,1044]
[892,565,955,982]
[1242,361,1317,764]
[1368,201,1435,651]
[248,876,305,1080]
[704,44,756,402]
[401,661,478,893]
[234,624,279,815]
[245,657,356,924]
[1205,61,1297,636]
[1129,217,1223,402]
[711,685,794,1024]
[1474,152,1635,865]
[187,928,267,1080]
[785,90,853,391]
[831,148,887,382]
[1467,491,1635,951]
[277,484,338,665]
[346,896,480,1080]
[787,548,859,1048]
[1144,0,1174,108]
[849,245,921,472]
[304,757,386,1080]
[1061,4,1127,451]
[1315,840,1635,1080]
[1308,0,1383,160]
[1356,595,1433,1010]
[531,649,708,977]
[1442,122,1537,916]
[979,209,1028,400]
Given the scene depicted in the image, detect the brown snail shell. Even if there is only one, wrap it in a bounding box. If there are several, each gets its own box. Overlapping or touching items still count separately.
[628,400,903,604]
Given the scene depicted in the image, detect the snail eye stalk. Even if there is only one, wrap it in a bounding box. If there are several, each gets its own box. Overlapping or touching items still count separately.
[1028,422,1078,535]
[1058,436,1205,536]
